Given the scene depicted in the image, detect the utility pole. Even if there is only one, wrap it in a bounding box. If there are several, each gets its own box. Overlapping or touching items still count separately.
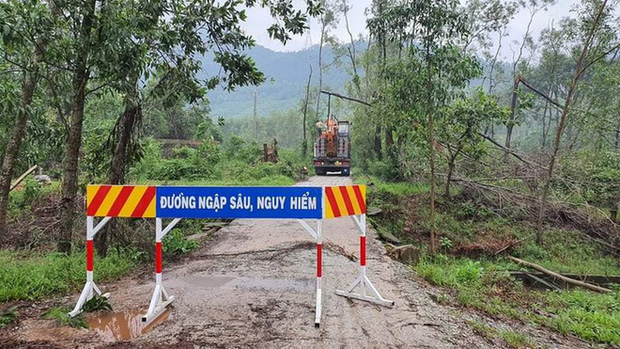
[253,90,257,139]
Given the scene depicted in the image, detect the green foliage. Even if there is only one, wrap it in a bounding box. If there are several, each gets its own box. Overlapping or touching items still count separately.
[546,290,620,344]
[0,250,136,302]
[0,306,18,328]
[163,229,199,257]
[221,109,307,150]
[439,237,453,251]
[415,257,484,287]
[41,307,87,328]
[511,228,620,276]
[81,294,112,313]
[415,255,620,345]
[130,137,307,185]
[558,150,620,211]
[466,320,533,349]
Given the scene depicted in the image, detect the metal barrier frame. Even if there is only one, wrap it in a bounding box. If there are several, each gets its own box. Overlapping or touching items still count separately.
[69,186,393,327]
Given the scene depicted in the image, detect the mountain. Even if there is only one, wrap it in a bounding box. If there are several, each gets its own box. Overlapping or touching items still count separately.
[199,44,356,119]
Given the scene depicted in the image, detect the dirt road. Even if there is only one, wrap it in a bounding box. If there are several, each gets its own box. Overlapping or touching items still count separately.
[12,176,587,348]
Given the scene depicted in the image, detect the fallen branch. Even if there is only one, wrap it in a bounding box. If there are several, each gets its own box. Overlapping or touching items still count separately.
[494,239,522,256]
[452,178,619,252]
[320,90,372,107]
[507,255,612,293]
[477,133,545,169]
[10,165,38,191]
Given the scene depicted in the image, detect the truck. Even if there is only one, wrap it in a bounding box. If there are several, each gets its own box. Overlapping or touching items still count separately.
[313,115,351,176]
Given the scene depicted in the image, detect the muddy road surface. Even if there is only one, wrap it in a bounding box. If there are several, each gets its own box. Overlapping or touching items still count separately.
[11,176,587,348]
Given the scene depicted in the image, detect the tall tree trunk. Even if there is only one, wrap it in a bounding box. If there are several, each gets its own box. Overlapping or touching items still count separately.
[0,1,58,237]
[426,44,436,254]
[374,124,382,160]
[0,52,40,236]
[505,75,520,155]
[341,0,358,93]
[541,100,549,150]
[445,160,455,200]
[314,16,326,120]
[302,65,312,158]
[95,74,140,256]
[535,0,608,245]
[615,121,619,150]
[57,0,97,254]
[505,6,536,154]
[385,129,394,147]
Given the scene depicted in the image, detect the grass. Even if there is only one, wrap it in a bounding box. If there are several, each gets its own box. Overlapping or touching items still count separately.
[0,249,136,302]
[415,256,620,345]
[466,320,533,348]
[0,307,18,328]
[41,306,87,328]
[509,229,620,276]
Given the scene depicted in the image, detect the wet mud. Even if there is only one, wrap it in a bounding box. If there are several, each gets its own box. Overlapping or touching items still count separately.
[87,309,169,341]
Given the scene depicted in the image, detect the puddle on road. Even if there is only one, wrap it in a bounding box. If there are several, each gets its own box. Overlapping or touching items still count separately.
[179,275,313,292]
[183,275,236,288]
[87,309,169,341]
[234,277,313,292]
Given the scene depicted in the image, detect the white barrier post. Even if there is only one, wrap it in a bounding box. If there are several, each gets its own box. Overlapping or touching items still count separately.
[315,219,323,327]
[142,217,181,323]
[297,217,324,327]
[69,216,111,317]
[335,213,394,306]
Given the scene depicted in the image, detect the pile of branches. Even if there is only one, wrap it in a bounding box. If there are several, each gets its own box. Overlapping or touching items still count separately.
[453,178,619,254]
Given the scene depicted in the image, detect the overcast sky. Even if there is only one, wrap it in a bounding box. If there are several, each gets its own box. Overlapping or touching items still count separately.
[242,0,613,61]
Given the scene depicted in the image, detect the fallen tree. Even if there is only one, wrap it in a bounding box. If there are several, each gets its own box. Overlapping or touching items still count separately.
[507,255,612,294]
[452,178,620,255]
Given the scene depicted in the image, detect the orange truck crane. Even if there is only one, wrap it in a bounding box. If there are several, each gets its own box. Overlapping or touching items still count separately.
[313,114,350,176]
[313,90,363,176]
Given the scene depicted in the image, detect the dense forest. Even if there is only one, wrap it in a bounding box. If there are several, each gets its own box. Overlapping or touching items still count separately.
[0,0,619,346]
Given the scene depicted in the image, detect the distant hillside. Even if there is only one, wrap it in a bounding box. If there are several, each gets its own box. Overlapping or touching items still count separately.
[199,44,508,119]
[200,44,357,119]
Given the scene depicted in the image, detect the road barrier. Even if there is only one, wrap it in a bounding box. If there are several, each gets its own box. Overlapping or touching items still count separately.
[70,185,393,326]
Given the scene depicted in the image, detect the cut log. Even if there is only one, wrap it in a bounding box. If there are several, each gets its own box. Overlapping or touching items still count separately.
[10,165,38,191]
[507,255,612,293]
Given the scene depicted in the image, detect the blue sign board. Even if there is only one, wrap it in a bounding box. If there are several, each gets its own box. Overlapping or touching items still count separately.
[156,186,323,219]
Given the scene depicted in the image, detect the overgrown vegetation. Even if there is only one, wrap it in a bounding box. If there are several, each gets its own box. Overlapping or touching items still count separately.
[41,307,87,329]
[129,137,307,185]
[0,250,136,302]
[365,175,619,345]
[416,256,620,345]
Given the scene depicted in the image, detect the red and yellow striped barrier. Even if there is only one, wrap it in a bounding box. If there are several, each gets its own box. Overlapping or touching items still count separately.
[323,185,366,219]
[86,185,156,218]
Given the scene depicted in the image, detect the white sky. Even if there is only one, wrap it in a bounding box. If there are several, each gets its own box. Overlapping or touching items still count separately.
[242,0,607,61]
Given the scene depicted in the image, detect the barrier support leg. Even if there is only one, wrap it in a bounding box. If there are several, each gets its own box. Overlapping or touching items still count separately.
[142,218,181,324]
[335,214,394,307]
[315,219,323,327]
[69,216,112,317]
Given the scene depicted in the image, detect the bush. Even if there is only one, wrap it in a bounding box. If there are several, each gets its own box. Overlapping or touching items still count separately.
[163,229,199,257]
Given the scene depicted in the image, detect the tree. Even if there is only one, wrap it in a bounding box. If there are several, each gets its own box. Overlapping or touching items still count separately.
[368,0,481,252]
[504,0,555,155]
[535,0,615,245]
[314,0,339,121]
[438,90,509,198]
[0,0,59,237]
[49,0,322,254]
